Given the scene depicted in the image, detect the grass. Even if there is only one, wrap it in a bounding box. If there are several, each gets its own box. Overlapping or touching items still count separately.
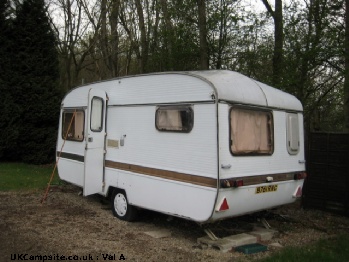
[0,162,60,191]
[257,234,349,262]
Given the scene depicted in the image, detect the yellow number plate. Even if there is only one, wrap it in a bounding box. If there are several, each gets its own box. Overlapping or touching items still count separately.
[255,185,278,194]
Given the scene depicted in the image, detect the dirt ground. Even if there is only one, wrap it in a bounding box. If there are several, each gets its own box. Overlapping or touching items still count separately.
[1,185,349,262]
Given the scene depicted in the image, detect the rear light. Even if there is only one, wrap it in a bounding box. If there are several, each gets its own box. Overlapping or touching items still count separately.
[221,179,244,188]
[294,172,307,180]
[234,179,244,187]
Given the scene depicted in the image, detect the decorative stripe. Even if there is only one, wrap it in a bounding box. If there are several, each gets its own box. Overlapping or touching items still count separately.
[105,160,218,188]
[57,153,296,188]
[220,173,295,187]
[57,152,84,162]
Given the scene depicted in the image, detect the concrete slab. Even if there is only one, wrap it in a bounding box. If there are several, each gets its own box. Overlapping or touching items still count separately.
[197,233,258,253]
[269,242,283,248]
[225,233,257,246]
[197,236,236,253]
[143,229,171,239]
[249,228,278,241]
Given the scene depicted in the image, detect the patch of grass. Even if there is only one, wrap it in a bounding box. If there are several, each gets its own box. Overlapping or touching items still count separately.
[0,162,60,191]
[259,234,349,262]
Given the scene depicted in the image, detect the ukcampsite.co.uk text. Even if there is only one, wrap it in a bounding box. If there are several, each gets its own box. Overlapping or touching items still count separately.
[10,253,126,261]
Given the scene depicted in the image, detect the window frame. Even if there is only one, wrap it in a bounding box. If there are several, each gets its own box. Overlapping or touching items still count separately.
[286,112,300,155]
[90,96,104,132]
[155,105,194,133]
[229,106,274,156]
[61,109,85,142]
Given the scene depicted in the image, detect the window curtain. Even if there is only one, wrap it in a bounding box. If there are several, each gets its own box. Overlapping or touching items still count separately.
[157,110,183,130]
[230,109,272,154]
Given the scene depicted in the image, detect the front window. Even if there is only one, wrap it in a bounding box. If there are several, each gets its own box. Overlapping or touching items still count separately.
[62,110,84,142]
[155,106,193,132]
[230,107,274,155]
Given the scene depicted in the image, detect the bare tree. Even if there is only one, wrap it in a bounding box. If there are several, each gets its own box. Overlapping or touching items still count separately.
[109,0,120,77]
[49,0,105,89]
[135,0,148,73]
[100,0,111,78]
[160,0,174,70]
[261,0,283,87]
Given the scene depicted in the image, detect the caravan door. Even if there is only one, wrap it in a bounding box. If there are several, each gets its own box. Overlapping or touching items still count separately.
[83,88,107,196]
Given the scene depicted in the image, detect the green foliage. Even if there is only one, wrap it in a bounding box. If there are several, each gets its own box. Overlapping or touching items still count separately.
[148,0,201,72]
[0,0,63,164]
[0,0,16,159]
[281,0,345,131]
[0,162,59,191]
[51,0,346,132]
[259,234,349,262]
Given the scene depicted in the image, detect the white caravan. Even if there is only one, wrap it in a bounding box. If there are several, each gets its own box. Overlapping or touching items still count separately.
[56,70,306,223]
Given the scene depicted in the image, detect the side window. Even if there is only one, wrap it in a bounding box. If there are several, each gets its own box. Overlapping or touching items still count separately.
[286,113,300,155]
[90,97,104,132]
[230,107,274,155]
[62,110,84,142]
[155,106,193,132]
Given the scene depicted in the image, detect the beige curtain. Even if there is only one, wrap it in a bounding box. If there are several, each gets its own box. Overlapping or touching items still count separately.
[230,109,272,154]
[157,110,183,130]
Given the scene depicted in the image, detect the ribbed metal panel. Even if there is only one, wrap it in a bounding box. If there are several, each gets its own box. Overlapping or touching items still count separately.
[303,132,349,216]
[106,104,217,178]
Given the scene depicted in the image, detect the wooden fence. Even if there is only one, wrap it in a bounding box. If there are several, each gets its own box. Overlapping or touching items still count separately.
[302,132,349,216]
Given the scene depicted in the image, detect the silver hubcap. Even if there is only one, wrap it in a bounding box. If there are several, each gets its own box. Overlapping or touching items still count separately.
[114,193,127,217]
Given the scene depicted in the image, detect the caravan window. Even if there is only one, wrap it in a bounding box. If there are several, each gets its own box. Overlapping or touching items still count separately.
[62,110,84,142]
[230,107,274,155]
[90,97,104,132]
[155,106,193,132]
[286,113,300,155]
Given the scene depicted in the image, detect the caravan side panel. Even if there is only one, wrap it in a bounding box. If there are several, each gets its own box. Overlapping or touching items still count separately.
[104,103,218,222]
[211,103,305,220]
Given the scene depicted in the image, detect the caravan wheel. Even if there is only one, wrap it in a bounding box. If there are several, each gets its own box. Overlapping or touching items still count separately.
[111,189,138,222]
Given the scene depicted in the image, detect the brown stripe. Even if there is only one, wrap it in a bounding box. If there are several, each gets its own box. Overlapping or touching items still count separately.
[220,173,295,187]
[57,151,84,162]
[105,160,217,188]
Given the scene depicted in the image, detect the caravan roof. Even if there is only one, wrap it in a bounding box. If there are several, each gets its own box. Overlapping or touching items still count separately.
[62,70,302,112]
[192,70,302,111]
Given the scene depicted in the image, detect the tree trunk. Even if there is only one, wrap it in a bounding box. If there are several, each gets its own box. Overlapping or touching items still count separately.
[160,0,174,70]
[216,0,227,69]
[273,0,283,87]
[100,0,111,79]
[345,0,349,131]
[135,0,148,73]
[261,0,283,87]
[197,0,209,70]
[110,0,120,77]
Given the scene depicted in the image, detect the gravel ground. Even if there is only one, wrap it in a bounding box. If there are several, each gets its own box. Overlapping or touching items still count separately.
[1,185,349,262]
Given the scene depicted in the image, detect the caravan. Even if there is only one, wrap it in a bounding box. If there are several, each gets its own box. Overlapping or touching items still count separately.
[56,70,306,222]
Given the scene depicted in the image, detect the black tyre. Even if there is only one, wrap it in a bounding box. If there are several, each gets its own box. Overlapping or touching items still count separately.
[111,189,138,222]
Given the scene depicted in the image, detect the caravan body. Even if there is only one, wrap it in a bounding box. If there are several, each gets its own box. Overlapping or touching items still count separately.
[56,70,306,223]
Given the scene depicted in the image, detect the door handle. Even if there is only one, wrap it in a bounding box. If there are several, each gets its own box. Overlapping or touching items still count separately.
[221,164,232,169]
[88,137,93,142]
